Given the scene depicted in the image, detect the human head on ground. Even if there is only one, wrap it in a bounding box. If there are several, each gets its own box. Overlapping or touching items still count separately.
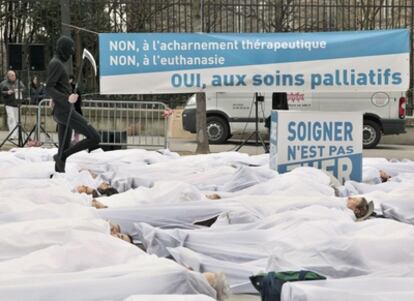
[346,196,374,221]
[77,185,98,197]
[203,272,230,301]
[106,220,130,244]
[97,182,119,196]
[206,193,221,200]
[108,221,121,235]
[379,170,391,182]
[91,199,107,209]
[112,232,132,244]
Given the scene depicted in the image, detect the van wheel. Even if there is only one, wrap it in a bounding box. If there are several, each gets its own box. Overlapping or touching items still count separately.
[363,120,381,149]
[207,116,229,144]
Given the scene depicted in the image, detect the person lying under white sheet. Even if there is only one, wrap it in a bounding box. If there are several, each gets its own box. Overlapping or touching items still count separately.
[0,202,100,224]
[0,229,221,301]
[0,161,56,179]
[0,185,93,206]
[133,196,372,255]
[362,166,391,184]
[108,152,269,192]
[0,218,110,261]
[363,157,414,177]
[339,175,412,196]
[64,148,179,178]
[159,206,414,294]
[98,201,236,234]
[98,181,207,208]
[9,146,57,162]
[98,189,373,238]
[0,152,27,169]
[210,167,335,199]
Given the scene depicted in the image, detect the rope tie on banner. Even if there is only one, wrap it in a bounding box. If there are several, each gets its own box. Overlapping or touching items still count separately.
[62,23,100,35]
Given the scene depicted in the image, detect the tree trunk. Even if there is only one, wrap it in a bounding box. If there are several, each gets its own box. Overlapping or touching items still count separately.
[192,0,210,154]
[60,0,73,75]
[195,92,210,154]
[74,29,81,77]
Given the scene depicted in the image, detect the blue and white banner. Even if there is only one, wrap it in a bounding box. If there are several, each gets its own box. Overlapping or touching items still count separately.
[269,111,362,183]
[99,29,409,94]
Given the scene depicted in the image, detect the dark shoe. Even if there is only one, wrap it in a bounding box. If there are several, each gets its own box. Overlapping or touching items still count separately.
[53,154,66,173]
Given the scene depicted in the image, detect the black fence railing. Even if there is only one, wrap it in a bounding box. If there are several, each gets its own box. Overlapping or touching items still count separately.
[1,0,413,112]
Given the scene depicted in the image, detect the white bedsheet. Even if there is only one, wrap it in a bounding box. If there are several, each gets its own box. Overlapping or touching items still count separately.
[0,218,109,261]
[0,255,215,301]
[100,181,207,208]
[0,202,99,224]
[124,295,216,301]
[2,148,414,300]
[282,277,414,301]
[0,186,92,206]
[137,206,414,293]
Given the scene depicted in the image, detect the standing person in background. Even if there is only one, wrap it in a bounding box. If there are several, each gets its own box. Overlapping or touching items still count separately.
[46,36,100,173]
[0,70,26,140]
[69,75,82,143]
[30,75,46,104]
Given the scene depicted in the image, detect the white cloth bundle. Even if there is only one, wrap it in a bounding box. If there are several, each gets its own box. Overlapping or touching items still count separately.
[282,277,414,301]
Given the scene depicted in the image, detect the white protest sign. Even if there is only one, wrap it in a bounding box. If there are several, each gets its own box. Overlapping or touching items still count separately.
[269,111,363,183]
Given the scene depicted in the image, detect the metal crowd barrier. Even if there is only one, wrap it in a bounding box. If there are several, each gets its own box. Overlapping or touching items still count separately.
[36,99,170,149]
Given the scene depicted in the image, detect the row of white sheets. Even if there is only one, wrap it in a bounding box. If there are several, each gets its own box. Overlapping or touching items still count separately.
[98,173,414,237]
[0,147,285,300]
[6,148,414,183]
[4,148,414,230]
[0,149,237,300]
[0,212,216,300]
[94,156,414,292]
[3,147,414,300]
[2,147,273,194]
[133,205,414,294]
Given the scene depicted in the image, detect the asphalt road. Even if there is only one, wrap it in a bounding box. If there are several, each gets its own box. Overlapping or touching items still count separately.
[1,131,414,160]
[168,138,414,160]
[169,122,414,160]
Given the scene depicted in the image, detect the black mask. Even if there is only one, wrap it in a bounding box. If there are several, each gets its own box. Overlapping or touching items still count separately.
[56,36,75,62]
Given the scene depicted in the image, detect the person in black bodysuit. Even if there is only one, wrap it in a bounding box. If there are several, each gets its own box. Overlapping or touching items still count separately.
[69,74,83,143]
[46,36,100,172]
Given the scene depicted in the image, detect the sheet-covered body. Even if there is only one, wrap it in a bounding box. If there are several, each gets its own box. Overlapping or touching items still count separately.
[135,206,414,293]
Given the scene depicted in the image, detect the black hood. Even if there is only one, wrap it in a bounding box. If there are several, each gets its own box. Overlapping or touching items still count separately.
[56,36,74,62]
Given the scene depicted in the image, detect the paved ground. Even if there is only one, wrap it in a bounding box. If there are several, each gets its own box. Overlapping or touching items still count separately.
[166,137,414,160]
[1,129,414,160]
[170,124,414,159]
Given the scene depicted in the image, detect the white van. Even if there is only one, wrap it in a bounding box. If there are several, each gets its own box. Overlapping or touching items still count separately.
[182,92,407,148]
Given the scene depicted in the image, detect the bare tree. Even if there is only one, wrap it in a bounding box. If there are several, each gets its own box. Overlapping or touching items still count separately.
[193,0,209,154]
